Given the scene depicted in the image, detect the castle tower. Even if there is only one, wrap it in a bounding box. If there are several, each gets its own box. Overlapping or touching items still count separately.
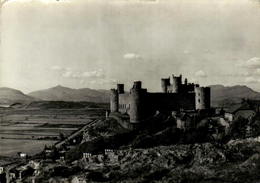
[129,81,145,123]
[133,81,142,89]
[172,74,182,93]
[110,89,119,112]
[195,86,211,110]
[184,78,188,85]
[117,84,124,94]
[161,78,170,93]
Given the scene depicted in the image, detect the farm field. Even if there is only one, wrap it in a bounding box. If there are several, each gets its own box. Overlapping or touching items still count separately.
[0,102,108,157]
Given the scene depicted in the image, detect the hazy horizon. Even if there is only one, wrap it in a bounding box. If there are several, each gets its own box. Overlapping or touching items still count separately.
[1,0,260,93]
[0,82,259,96]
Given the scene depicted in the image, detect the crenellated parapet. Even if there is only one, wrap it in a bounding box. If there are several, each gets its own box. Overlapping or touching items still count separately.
[171,74,182,93]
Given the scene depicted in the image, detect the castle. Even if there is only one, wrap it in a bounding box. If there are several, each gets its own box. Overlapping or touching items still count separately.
[110,74,211,123]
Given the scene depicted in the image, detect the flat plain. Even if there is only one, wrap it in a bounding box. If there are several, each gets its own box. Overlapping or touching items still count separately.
[0,102,107,157]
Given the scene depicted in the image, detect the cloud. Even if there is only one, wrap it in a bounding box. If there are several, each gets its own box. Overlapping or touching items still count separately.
[244,76,260,83]
[242,72,250,77]
[195,70,207,78]
[61,70,82,79]
[220,71,251,77]
[58,68,106,81]
[50,65,72,72]
[255,68,260,75]
[239,57,260,68]
[50,65,106,81]
[58,67,116,87]
[82,69,105,79]
[62,70,72,78]
[89,78,117,85]
[235,57,260,79]
[50,65,63,71]
[123,53,141,60]
[79,80,85,84]
[183,50,191,55]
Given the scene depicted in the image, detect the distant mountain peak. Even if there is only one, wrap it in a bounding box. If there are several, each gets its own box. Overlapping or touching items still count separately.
[209,84,260,107]
[0,87,35,104]
[54,85,63,88]
[52,85,71,90]
[28,86,110,103]
[0,87,23,93]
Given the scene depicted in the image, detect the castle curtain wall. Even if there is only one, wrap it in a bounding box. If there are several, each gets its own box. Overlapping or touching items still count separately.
[118,93,131,114]
[143,93,196,114]
[117,92,196,121]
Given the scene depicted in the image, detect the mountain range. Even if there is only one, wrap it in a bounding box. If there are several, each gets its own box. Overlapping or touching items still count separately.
[1,84,260,107]
[210,84,260,107]
[28,85,110,104]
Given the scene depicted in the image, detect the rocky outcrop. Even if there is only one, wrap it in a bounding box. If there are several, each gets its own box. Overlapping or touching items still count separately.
[55,139,260,183]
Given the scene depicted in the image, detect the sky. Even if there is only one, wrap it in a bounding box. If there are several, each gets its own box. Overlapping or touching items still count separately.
[1,0,260,93]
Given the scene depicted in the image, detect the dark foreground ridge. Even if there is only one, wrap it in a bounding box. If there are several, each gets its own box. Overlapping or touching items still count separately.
[7,115,260,183]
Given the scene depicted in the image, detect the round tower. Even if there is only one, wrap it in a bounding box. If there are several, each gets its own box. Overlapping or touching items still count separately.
[110,89,119,112]
[195,86,211,110]
[172,75,182,93]
[129,88,142,123]
[161,78,170,93]
[117,84,124,94]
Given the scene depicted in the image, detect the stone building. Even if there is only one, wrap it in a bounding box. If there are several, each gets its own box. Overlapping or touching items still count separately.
[110,74,211,123]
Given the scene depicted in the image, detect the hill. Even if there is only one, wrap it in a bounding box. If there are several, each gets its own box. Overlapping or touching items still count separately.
[0,87,35,105]
[2,84,260,107]
[28,85,110,103]
[59,115,260,183]
[210,84,260,107]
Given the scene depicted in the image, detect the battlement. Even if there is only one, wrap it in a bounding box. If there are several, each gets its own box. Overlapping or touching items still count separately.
[161,75,199,93]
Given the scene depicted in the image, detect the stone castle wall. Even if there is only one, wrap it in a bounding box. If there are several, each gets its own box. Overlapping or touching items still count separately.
[111,74,211,123]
